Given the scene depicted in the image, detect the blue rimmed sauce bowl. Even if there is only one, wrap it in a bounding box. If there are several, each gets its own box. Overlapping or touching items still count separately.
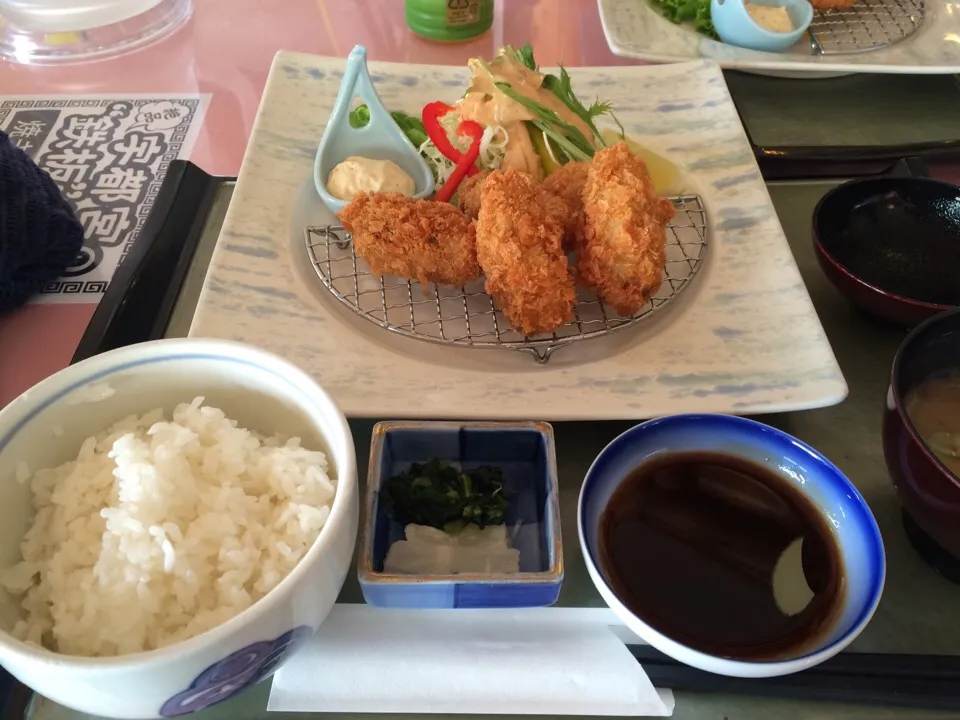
[359,421,563,609]
[579,413,885,678]
[711,0,813,53]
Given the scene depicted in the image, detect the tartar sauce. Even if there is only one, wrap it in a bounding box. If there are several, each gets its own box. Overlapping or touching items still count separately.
[326,156,415,200]
[745,3,794,32]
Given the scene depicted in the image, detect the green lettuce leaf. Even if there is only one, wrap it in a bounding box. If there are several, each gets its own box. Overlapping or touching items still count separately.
[653,0,717,37]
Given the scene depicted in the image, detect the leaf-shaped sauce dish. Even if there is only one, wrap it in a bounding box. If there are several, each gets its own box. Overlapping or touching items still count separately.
[314,45,435,215]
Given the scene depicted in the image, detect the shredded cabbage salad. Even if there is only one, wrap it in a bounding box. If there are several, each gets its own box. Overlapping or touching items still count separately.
[418,110,508,184]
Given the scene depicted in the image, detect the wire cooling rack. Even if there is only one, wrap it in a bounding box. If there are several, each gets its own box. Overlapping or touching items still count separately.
[808,0,923,55]
[304,195,708,363]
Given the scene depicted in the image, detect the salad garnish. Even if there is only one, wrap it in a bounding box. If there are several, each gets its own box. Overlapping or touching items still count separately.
[653,0,717,37]
[345,43,625,201]
[340,44,655,206]
[542,66,625,143]
[491,78,595,163]
[421,101,479,175]
[432,119,484,203]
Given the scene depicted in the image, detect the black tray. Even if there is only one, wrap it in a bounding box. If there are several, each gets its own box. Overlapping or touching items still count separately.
[71,159,225,364]
[631,647,960,710]
[735,104,960,181]
[4,157,960,718]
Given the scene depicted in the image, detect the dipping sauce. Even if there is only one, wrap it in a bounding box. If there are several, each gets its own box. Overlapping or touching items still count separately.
[746,3,794,32]
[598,452,844,660]
[905,370,960,478]
[326,156,416,200]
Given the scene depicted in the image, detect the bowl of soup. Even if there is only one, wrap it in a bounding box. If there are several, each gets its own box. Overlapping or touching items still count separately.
[812,177,960,328]
[579,414,885,678]
[883,308,960,561]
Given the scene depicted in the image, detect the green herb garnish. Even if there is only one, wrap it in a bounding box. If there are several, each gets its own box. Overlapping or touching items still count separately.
[541,66,620,145]
[348,104,370,129]
[348,105,429,148]
[386,458,510,530]
[504,45,619,149]
[652,0,717,38]
[498,44,538,71]
[493,80,594,162]
[516,43,538,71]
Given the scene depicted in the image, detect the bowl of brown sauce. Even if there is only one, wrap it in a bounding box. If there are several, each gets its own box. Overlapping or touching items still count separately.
[578,414,885,678]
[884,307,960,566]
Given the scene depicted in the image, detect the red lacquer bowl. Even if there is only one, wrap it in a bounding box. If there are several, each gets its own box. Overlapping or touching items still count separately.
[813,177,960,328]
[883,307,960,561]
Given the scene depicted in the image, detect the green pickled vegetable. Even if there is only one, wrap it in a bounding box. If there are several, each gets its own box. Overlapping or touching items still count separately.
[386,458,510,530]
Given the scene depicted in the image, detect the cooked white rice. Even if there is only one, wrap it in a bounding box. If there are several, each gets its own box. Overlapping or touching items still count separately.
[0,397,336,657]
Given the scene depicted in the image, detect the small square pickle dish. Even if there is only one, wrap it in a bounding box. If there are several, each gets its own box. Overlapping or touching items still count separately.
[359,421,563,609]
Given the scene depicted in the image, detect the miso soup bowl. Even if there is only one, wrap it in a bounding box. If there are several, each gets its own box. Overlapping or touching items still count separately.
[883,307,960,561]
[813,177,960,328]
[579,414,885,679]
[0,339,359,718]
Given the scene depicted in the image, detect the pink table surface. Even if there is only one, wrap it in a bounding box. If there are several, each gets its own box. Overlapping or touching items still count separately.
[0,0,632,407]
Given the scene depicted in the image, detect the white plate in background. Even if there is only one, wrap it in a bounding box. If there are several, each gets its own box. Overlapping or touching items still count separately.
[599,0,960,75]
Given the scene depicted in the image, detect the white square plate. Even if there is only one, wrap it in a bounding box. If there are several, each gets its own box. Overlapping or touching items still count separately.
[599,0,960,75]
[189,51,846,420]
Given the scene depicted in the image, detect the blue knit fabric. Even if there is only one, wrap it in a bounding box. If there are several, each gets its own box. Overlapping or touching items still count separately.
[0,131,85,315]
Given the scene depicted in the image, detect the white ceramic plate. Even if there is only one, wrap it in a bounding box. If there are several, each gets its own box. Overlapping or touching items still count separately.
[599,0,960,75]
[189,51,846,420]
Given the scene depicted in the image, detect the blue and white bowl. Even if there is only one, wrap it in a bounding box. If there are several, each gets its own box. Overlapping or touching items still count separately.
[711,0,813,54]
[0,339,358,718]
[359,421,563,609]
[579,413,885,679]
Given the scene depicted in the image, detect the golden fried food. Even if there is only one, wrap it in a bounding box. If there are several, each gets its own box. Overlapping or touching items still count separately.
[339,193,480,287]
[542,161,590,253]
[809,0,856,9]
[543,161,589,215]
[579,142,675,317]
[457,171,489,219]
[476,169,576,336]
[542,191,573,237]
[459,170,568,225]
[462,169,571,235]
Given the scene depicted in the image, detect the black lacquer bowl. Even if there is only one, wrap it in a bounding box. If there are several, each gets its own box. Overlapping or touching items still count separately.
[813,177,960,327]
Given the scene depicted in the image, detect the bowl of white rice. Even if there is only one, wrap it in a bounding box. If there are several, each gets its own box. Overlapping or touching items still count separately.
[0,339,357,719]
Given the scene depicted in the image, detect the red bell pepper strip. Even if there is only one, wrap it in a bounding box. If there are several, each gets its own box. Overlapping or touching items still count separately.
[434,120,484,204]
[422,102,459,158]
[422,101,479,178]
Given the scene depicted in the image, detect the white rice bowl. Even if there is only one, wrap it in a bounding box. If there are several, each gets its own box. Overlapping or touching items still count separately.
[1,397,337,658]
[0,339,357,719]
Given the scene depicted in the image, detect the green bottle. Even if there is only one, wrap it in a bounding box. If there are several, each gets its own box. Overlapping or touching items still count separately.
[405,0,494,43]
